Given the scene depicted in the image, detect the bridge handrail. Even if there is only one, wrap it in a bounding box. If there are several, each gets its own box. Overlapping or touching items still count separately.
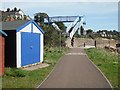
[69,17,84,39]
[66,17,80,33]
[44,16,84,23]
[70,22,79,39]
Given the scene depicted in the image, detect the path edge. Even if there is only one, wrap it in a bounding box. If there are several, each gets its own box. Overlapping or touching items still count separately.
[84,48,113,89]
[36,49,70,88]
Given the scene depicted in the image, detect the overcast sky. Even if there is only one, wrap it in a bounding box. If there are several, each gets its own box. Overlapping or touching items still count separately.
[0,1,119,31]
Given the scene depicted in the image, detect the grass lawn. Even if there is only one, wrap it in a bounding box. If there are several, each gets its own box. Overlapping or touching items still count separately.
[85,48,119,88]
[2,47,69,88]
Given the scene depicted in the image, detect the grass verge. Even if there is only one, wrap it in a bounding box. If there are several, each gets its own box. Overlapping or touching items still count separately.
[85,48,119,88]
[2,47,69,88]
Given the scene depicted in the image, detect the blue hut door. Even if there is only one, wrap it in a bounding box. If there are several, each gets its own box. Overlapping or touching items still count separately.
[21,32,40,66]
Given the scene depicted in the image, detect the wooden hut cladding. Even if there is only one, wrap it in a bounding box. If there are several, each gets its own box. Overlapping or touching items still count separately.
[0,30,7,76]
[2,20,44,68]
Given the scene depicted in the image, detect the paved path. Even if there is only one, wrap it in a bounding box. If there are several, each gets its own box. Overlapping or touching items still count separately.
[38,48,112,88]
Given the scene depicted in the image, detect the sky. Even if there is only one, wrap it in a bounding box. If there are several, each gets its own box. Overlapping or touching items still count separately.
[0,1,119,31]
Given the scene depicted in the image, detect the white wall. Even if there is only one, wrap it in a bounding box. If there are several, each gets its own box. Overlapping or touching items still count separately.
[33,24,44,62]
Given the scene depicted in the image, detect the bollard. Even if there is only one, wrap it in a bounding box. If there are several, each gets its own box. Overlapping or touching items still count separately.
[95,40,96,47]
[71,37,74,47]
[84,42,85,47]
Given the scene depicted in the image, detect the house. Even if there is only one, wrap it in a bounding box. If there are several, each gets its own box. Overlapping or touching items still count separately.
[0,30,7,76]
[2,20,44,68]
[1,7,31,21]
[3,7,24,20]
[100,31,107,37]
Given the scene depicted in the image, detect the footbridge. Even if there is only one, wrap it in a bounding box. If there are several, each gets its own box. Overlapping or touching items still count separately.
[44,15,86,39]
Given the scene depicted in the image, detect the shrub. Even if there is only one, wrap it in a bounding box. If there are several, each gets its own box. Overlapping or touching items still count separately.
[5,68,27,77]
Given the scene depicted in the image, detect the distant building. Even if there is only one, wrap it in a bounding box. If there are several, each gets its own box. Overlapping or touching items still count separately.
[100,31,113,38]
[1,7,31,21]
[101,32,106,37]
[83,30,86,35]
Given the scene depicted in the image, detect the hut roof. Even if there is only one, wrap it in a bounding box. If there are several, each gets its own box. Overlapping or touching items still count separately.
[2,20,29,30]
[2,20,44,34]
[0,30,7,36]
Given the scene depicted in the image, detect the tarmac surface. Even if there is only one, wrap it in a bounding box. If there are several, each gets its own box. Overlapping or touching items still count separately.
[38,48,112,88]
